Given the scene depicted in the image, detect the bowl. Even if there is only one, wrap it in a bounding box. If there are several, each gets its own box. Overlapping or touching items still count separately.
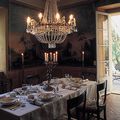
[38,93,55,102]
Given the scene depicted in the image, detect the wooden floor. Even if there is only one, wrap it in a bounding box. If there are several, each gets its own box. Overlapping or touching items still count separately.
[106,94,120,120]
[85,94,120,120]
[57,94,120,120]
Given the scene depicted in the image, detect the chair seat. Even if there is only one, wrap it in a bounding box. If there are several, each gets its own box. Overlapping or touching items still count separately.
[86,99,105,112]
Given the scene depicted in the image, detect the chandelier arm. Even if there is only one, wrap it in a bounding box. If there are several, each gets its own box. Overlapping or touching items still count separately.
[58,32,62,43]
[48,31,51,43]
[56,32,65,43]
[51,29,54,43]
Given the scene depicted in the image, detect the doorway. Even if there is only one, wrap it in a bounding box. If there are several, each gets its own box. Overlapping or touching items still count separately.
[0,7,7,72]
[96,3,120,93]
[111,13,120,93]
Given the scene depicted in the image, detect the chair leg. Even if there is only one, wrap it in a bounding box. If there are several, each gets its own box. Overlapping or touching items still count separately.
[87,113,90,120]
[104,107,107,120]
[67,112,71,120]
[97,112,100,120]
[76,109,80,120]
[83,111,85,120]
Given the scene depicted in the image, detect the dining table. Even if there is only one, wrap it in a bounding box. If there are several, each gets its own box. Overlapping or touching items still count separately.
[0,78,97,120]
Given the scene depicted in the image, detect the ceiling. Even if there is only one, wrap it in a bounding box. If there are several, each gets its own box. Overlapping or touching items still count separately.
[10,0,98,9]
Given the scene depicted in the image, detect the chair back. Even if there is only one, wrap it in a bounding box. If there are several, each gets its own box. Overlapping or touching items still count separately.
[0,72,12,93]
[67,90,86,120]
[25,74,40,85]
[97,80,107,107]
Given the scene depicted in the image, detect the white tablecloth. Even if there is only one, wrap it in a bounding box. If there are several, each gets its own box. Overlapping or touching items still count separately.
[0,78,96,120]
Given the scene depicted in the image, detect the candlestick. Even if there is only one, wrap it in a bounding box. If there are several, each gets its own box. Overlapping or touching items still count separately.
[82,51,84,67]
[43,51,58,91]
[82,51,84,61]
[21,53,24,84]
[21,53,24,65]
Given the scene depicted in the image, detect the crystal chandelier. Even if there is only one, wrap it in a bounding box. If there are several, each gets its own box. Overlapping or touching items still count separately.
[26,0,76,48]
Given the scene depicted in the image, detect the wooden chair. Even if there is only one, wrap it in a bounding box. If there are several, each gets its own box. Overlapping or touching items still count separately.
[67,90,86,120]
[85,80,107,120]
[80,72,96,81]
[24,74,40,85]
[0,72,13,94]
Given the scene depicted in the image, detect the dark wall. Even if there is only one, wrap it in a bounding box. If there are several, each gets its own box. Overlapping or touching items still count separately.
[61,3,96,34]
[0,0,9,7]
[9,3,40,32]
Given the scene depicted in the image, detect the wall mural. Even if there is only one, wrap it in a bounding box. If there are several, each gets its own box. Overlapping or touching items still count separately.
[8,32,96,70]
[8,3,96,70]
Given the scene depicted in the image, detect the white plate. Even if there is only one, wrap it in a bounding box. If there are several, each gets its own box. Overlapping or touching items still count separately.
[0,97,17,106]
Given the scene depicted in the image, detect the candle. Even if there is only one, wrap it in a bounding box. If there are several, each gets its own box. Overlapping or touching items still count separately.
[73,18,76,26]
[46,53,48,62]
[56,13,60,22]
[21,53,24,65]
[38,13,42,20]
[82,51,84,61]
[44,52,46,62]
[55,51,58,62]
[53,53,56,62]
[50,52,52,61]
[27,17,31,28]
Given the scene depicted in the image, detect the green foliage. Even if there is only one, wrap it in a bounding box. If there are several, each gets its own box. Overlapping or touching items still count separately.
[112,29,120,64]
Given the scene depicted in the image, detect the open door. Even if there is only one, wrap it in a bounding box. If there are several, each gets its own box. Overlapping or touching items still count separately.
[96,11,112,93]
[0,7,7,72]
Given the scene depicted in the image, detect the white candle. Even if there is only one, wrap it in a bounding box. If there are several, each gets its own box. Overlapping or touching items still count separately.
[73,18,76,26]
[44,52,46,62]
[82,51,84,61]
[55,51,58,62]
[38,13,42,20]
[46,53,48,62]
[56,13,60,22]
[27,17,31,28]
[50,52,52,61]
[53,53,56,62]
[21,53,24,64]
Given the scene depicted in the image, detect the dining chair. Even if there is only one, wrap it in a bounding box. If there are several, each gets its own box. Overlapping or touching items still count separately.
[55,91,86,120]
[67,90,86,120]
[0,72,13,94]
[85,80,107,120]
[24,74,40,85]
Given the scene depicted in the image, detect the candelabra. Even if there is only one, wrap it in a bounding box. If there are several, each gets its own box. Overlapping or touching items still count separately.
[21,53,24,84]
[82,51,84,67]
[43,51,58,91]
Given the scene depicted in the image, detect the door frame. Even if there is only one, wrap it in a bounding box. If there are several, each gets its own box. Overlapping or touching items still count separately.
[96,11,112,93]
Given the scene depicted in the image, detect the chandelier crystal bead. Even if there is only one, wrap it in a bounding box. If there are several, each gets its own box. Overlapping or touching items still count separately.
[26,0,77,48]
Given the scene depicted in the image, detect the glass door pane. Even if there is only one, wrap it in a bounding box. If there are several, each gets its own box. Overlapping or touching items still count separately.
[96,11,112,93]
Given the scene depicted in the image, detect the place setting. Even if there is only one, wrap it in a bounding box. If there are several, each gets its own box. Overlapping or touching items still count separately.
[0,95,23,111]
